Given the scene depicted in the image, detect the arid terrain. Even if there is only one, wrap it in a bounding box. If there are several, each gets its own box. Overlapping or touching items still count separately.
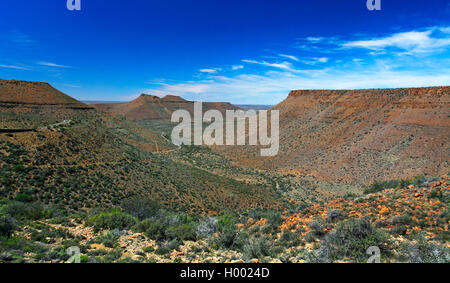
[93,94,239,121]
[0,79,448,263]
[214,87,449,185]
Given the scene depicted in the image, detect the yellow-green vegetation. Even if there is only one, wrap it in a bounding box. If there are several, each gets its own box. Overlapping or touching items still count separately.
[1,176,448,263]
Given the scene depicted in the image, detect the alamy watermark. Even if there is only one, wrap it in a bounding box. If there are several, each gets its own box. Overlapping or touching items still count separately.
[66,1,380,12]
[67,0,81,11]
[171,102,279,157]
[367,0,381,11]
[367,246,381,263]
[66,246,81,263]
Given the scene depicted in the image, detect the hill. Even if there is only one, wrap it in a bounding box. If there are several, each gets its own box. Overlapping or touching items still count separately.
[0,80,448,263]
[94,94,240,121]
[0,79,90,107]
[213,87,450,185]
[0,79,284,214]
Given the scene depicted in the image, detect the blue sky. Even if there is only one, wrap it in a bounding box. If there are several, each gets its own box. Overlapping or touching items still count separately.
[0,0,449,104]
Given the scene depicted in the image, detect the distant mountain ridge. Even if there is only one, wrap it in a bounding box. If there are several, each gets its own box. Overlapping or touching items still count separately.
[94,94,240,121]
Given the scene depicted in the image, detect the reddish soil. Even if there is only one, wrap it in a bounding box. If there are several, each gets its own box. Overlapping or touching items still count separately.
[214,87,450,185]
[0,79,91,109]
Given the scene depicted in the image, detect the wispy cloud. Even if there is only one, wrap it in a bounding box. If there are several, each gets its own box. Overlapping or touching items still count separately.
[0,64,31,70]
[242,59,299,72]
[5,31,35,47]
[342,27,450,54]
[306,37,323,43]
[199,68,222,74]
[37,61,71,68]
[232,65,244,70]
[144,26,450,104]
[278,54,299,61]
[145,62,450,104]
[303,57,329,65]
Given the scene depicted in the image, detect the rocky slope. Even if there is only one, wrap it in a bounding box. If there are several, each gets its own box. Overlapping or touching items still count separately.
[214,87,450,185]
[0,79,91,109]
[0,79,283,213]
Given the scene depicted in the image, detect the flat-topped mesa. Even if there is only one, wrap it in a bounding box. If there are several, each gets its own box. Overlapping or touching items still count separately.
[161,95,188,103]
[0,79,51,87]
[288,86,449,98]
[215,86,449,185]
[136,94,161,101]
[0,78,92,109]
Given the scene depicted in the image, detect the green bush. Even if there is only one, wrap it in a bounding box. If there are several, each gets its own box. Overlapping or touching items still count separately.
[14,193,34,203]
[155,239,181,255]
[264,211,282,230]
[364,180,401,194]
[86,210,137,232]
[196,217,217,239]
[399,233,450,263]
[326,209,344,224]
[308,217,326,237]
[308,218,391,263]
[392,214,413,226]
[390,225,407,236]
[121,198,160,221]
[217,213,237,233]
[0,214,17,237]
[1,201,51,221]
[215,225,238,249]
[135,219,168,241]
[93,229,122,248]
[167,223,197,242]
[243,236,272,260]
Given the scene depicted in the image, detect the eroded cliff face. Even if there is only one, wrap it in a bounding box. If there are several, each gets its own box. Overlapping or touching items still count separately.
[215,87,449,185]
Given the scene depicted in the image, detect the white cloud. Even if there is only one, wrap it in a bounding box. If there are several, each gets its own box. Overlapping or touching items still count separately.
[232,65,244,70]
[146,52,450,104]
[278,54,299,61]
[144,26,450,104]
[342,28,450,54]
[146,68,450,104]
[439,27,450,34]
[306,37,323,43]
[199,68,222,74]
[303,57,329,65]
[242,59,299,72]
[153,83,210,95]
[0,64,30,70]
[37,61,71,68]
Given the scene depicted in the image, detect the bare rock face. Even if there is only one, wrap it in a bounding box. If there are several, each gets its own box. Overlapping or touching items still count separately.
[94,94,240,121]
[215,87,449,185]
